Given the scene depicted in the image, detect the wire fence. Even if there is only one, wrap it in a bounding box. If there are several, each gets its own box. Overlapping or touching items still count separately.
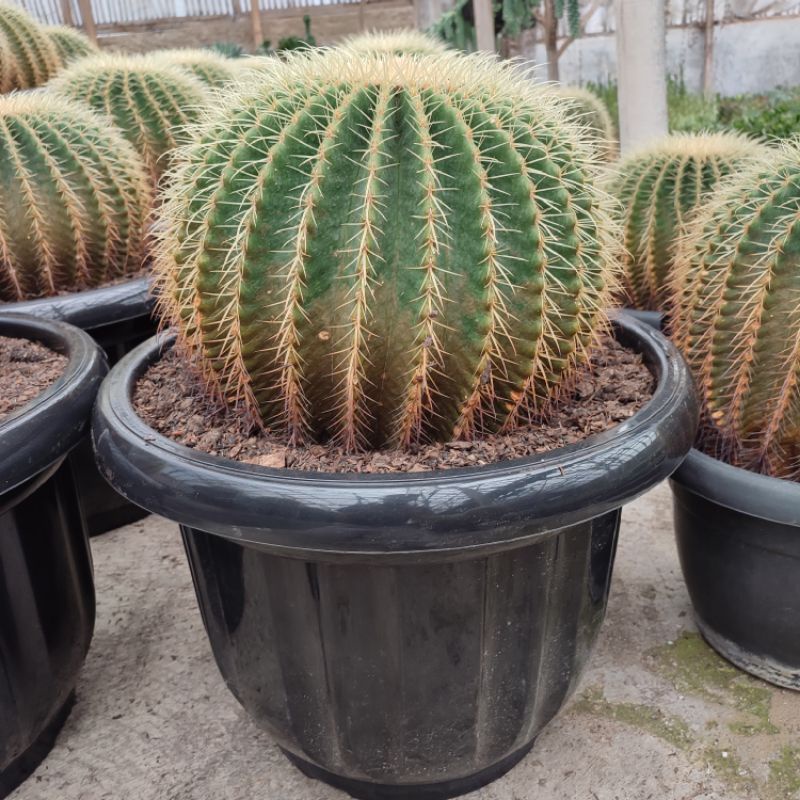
[12,0,800,30]
[13,0,362,27]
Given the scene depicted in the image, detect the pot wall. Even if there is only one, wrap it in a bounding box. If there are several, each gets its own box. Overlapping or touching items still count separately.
[182,510,619,792]
[671,458,800,689]
[0,463,95,796]
[3,280,156,536]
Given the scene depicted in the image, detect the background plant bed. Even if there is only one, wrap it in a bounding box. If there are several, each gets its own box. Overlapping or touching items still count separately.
[670,449,800,690]
[92,314,697,800]
[2,277,156,536]
[0,313,105,799]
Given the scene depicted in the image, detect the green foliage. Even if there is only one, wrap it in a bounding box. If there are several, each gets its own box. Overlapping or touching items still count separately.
[0,93,151,302]
[432,0,581,52]
[0,3,60,92]
[45,25,98,66]
[208,42,244,59]
[49,55,211,183]
[554,86,616,161]
[667,74,720,133]
[671,142,800,479]
[719,87,800,142]
[585,76,720,136]
[155,50,618,452]
[151,48,239,87]
[259,14,317,56]
[612,133,767,310]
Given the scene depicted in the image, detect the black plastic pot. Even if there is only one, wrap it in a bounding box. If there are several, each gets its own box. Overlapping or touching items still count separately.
[0,314,105,798]
[2,278,155,535]
[92,313,698,800]
[671,449,800,689]
[621,309,664,331]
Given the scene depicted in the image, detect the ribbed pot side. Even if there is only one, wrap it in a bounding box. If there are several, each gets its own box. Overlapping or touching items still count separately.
[0,315,104,797]
[182,511,618,789]
[92,313,699,798]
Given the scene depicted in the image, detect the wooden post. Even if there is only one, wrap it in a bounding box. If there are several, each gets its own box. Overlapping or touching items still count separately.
[60,0,74,26]
[250,0,263,50]
[76,0,97,44]
[615,0,668,154]
[473,0,495,53]
[703,0,715,99]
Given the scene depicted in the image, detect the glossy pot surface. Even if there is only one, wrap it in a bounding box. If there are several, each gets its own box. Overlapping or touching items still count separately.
[3,279,155,535]
[92,313,698,798]
[0,314,104,797]
[671,449,800,689]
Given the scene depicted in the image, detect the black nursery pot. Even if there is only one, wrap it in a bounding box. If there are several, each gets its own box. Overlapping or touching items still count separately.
[92,314,698,800]
[671,450,800,689]
[3,278,155,536]
[0,314,105,798]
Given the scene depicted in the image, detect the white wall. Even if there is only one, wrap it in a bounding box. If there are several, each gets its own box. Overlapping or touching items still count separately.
[520,15,800,95]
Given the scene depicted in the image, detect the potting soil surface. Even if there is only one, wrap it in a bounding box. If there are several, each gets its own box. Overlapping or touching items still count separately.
[10,483,800,800]
[0,335,67,421]
[133,335,654,473]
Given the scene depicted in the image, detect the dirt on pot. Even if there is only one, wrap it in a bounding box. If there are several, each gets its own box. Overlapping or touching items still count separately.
[133,336,655,474]
[0,335,68,420]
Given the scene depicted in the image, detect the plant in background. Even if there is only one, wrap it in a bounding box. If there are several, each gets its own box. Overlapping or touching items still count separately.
[0,3,60,92]
[670,142,800,479]
[151,48,239,87]
[667,72,720,133]
[208,42,244,59]
[343,29,449,55]
[155,49,618,452]
[432,0,586,81]
[719,87,800,142]
[258,15,317,56]
[553,85,616,161]
[45,25,98,66]
[611,133,767,310]
[0,93,151,302]
[49,55,211,182]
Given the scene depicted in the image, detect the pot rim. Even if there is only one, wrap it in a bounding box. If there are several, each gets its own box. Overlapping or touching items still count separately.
[670,447,800,528]
[1,276,153,330]
[0,314,107,495]
[92,311,698,557]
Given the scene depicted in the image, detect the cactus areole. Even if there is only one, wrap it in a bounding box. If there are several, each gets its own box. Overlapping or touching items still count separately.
[155,50,618,453]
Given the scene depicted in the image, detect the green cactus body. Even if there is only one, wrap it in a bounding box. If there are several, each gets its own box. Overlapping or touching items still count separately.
[612,133,767,310]
[671,142,800,479]
[151,49,239,88]
[45,25,98,66]
[554,86,617,162]
[342,29,450,55]
[49,55,211,182]
[0,93,151,302]
[155,50,617,452]
[0,4,60,92]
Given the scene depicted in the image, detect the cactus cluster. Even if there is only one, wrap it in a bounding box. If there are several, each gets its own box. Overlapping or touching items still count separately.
[45,25,97,66]
[342,29,450,56]
[49,55,211,182]
[154,49,618,452]
[612,133,767,310]
[671,142,800,479]
[151,49,239,88]
[0,4,60,92]
[554,86,617,162]
[0,93,151,302]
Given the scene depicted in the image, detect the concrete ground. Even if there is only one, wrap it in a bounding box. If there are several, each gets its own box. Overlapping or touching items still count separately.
[11,482,800,800]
